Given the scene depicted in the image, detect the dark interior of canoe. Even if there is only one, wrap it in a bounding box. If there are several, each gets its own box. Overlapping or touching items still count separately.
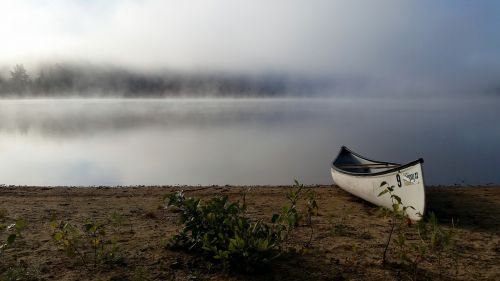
[333,147,400,174]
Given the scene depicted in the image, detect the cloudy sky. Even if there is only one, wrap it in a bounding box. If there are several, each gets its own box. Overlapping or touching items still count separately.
[1,0,499,95]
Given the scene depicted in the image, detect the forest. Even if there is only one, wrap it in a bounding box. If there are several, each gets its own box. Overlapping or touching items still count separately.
[0,64,325,98]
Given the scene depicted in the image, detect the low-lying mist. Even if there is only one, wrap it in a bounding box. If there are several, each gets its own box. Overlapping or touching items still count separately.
[0,63,336,98]
[1,62,499,98]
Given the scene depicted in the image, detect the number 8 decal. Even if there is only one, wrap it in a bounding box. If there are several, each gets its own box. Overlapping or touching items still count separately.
[396,174,402,187]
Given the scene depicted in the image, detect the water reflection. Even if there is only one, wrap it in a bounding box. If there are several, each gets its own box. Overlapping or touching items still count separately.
[0,98,499,186]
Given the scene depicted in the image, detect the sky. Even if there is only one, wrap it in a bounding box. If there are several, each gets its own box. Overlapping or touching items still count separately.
[1,0,500,95]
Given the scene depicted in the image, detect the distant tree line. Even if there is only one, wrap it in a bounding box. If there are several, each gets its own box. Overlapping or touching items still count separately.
[0,64,325,97]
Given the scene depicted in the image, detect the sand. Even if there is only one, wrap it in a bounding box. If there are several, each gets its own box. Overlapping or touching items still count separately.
[0,185,499,280]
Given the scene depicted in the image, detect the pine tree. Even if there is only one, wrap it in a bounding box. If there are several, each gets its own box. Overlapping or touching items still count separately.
[9,64,31,94]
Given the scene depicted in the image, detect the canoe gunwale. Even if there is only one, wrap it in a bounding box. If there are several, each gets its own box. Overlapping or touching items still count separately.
[331,146,424,177]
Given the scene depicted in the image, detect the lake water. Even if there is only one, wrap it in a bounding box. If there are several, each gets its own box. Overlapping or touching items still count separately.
[0,97,499,186]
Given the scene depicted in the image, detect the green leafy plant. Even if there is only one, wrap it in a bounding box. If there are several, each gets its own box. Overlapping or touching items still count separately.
[305,189,319,226]
[0,218,26,255]
[166,180,320,273]
[50,218,125,270]
[272,180,304,234]
[413,212,456,280]
[377,181,414,264]
[378,182,457,280]
[271,179,319,246]
[421,213,454,253]
[0,213,39,281]
[166,191,283,272]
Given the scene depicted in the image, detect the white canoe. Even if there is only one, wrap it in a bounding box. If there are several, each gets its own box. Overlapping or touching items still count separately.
[331,146,425,221]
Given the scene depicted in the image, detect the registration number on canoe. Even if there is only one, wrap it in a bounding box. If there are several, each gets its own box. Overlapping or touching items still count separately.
[396,172,419,186]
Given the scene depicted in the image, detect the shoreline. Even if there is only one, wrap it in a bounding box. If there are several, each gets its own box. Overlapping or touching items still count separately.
[1,184,498,188]
[1,185,498,280]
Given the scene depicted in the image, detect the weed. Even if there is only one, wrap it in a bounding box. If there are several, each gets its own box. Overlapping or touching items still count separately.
[273,180,305,234]
[378,182,457,280]
[377,181,414,264]
[272,179,319,246]
[165,179,319,273]
[50,218,125,270]
[305,187,319,246]
[0,218,26,255]
[0,214,29,280]
[166,191,283,272]
[413,212,456,280]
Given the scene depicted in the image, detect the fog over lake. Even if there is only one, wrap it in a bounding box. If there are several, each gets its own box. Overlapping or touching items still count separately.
[0,97,499,186]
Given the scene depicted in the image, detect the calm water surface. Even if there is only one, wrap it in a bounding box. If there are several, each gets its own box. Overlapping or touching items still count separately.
[0,98,499,186]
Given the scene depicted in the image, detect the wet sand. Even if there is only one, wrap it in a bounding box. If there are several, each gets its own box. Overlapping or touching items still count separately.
[1,185,499,280]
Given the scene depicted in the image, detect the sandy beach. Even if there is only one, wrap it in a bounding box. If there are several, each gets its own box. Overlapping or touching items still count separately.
[1,185,499,280]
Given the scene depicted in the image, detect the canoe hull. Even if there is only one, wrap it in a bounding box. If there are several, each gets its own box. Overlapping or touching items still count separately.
[331,161,425,221]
